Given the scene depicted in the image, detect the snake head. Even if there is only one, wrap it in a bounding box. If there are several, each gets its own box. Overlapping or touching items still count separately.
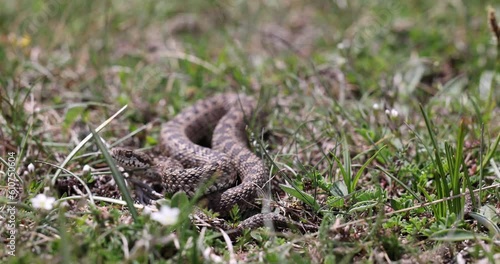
[109,147,154,170]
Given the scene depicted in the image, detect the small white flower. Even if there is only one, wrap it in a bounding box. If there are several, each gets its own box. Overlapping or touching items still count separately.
[337,39,351,49]
[150,205,180,226]
[143,206,153,215]
[82,165,91,173]
[389,109,399,119]
[27,163,35,173]
[385,108,399,119]
[373,103,381,110]
[31,194,56,211]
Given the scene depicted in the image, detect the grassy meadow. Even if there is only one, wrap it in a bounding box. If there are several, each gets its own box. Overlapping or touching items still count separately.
[0,0,499,263]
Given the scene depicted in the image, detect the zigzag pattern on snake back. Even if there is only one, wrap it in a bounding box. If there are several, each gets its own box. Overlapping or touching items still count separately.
[111,94,268,215]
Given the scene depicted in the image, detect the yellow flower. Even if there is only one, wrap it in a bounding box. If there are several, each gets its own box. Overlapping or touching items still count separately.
[17,35,31,48]
[7,33,31,48]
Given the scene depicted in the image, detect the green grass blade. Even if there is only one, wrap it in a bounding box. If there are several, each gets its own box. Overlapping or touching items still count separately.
[430,229,490,242]
[451,120,466,216]
[377,165,423,203]
[352,145,386,191]
[341,134,352,193]
[332,154,350,194]
[469,212,500,236]
[58,206,71,263]
[280,184,321,211]
[480,132,500,169]
[90,126,139,221]
[419,104,451,216]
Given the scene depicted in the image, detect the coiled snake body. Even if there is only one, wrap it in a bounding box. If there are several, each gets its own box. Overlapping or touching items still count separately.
[111,94,304,233]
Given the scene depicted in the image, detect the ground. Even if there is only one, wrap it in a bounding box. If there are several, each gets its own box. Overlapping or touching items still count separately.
[0,0,499,263]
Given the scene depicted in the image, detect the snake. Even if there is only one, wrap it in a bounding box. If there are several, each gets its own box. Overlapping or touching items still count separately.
[111,93,313,234]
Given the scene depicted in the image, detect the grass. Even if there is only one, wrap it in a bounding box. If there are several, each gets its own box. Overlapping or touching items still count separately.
[1,0,499,263]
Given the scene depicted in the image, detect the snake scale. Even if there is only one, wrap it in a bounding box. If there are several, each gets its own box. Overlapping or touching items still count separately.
[111,93,311,234]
